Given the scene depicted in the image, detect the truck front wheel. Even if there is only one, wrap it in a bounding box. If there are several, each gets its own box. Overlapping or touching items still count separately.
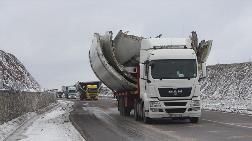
[143,116,152,124]
[189,117,199,123]
[142,104,152,124]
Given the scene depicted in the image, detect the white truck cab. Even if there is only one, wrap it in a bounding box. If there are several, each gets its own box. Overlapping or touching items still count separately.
[68,86,78,99]
[139,38,202,123]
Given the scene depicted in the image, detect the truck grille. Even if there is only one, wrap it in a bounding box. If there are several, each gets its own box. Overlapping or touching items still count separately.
[164,102,187,106]
[165,108,186,113]
[158,88,192,97]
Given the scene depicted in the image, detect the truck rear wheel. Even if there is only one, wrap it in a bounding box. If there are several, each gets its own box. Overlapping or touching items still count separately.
[189,117,199,123]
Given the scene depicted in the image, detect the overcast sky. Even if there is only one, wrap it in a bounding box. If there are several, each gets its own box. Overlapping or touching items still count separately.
[0,0,251,89]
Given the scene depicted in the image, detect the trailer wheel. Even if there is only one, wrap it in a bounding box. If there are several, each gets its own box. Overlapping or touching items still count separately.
[119,96,124,116]
[124,108,131,116]
[119,96,130,116]
[117,98,120,111]
[134,100,140,121]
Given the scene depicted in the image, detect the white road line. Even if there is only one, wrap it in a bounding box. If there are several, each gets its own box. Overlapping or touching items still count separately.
[202,118,252,129]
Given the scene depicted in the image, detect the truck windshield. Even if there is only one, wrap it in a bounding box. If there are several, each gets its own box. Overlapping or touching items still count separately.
[151,59,197,79]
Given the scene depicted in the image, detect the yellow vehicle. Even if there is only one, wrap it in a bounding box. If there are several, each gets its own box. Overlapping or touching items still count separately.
[86,84,99,100]
[76,81,101,100]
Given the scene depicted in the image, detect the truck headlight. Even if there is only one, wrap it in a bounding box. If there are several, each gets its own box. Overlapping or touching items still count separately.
[190,100,200,107]
[149,101,162,107]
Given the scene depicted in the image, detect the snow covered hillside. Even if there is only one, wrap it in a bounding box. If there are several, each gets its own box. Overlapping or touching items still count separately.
[201,62,252,114]
[0,50,40,91]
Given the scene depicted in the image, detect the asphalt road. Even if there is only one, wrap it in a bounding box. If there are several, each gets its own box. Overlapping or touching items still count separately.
[70,97,252,141]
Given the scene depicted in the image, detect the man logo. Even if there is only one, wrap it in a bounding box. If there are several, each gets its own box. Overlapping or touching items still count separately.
[168,89,183,96]
[178,89,183,94]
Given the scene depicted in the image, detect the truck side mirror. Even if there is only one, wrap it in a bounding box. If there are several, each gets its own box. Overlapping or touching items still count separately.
[142,60,149,65]
[143,60,152,83]
[201,63,207,78]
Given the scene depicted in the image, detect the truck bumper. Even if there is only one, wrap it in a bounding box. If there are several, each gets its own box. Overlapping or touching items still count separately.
[145,100,201,119]
[146,110,201,119]
[68,95,77,99]
[87,94,98,100]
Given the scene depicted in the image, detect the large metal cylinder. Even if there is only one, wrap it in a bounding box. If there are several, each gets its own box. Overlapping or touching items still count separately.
[89,31,142,92]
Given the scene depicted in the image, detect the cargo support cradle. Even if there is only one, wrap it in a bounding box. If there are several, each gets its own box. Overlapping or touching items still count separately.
[115,65,140,110]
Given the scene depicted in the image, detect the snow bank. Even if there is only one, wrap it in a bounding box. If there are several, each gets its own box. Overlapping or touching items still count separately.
[0,112,36,141]
[201,62,252,114]
[99,84,114,97]
[18,100,85,141]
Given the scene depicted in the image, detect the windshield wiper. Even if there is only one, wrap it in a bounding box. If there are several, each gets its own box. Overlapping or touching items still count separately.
[179,77,192,80]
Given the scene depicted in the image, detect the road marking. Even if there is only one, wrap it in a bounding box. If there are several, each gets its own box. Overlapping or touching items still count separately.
[227,135,252,139]
[83,103,89,106]
[202,118,252,129]
[207,130,219,133]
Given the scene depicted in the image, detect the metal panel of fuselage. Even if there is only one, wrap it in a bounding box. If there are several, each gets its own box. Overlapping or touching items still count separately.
[113,30,142,66]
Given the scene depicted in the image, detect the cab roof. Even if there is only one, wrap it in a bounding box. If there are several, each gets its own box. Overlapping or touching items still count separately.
[150,49,197,60]
[141,38,191,50]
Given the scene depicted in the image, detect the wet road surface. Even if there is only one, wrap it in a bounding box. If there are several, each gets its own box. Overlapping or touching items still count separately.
[70,97,252,141]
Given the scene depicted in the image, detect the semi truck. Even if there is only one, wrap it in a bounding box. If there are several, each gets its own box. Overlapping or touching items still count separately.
[89,30,212,123]
[62,86,78,99]
[76,81,101,100]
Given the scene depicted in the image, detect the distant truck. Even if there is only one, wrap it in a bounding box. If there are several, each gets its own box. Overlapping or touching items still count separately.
[62,86,78,99]
[76,81,101,100]
[57,91,64,98]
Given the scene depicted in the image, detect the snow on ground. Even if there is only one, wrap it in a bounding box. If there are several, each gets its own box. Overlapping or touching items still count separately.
[0,100,85,141]
[18,100,85,141]
[0,112,36,141]
[99,85,114,97]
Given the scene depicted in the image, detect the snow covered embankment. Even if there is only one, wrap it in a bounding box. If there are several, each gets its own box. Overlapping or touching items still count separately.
[201,62,252,114]
[0,100,85,141]
[0,90,56,124]
[0,50,41,91]
[99,85,114,97]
